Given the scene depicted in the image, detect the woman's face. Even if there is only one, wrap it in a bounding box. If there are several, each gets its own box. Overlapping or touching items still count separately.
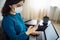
[9,1,24,13]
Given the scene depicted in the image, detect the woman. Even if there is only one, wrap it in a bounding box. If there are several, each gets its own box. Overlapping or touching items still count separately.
[1,0,39,40]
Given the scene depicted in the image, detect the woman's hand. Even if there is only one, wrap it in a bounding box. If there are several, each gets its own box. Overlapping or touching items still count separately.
[30,31,40,36]
[26,26,39,35]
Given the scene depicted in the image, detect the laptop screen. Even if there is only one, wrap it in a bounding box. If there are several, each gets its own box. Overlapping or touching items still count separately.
[45,23,59,40]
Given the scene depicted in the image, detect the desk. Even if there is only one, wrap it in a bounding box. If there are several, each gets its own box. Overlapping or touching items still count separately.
[25,20,51,31]
[24,19,59,40]
[25,20,37,26]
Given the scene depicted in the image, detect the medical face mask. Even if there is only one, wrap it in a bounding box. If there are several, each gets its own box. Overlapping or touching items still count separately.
[15,6,23,13]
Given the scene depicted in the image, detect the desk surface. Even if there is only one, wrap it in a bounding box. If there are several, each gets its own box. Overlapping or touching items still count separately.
[25,20,51,26]
[25,20,37,25]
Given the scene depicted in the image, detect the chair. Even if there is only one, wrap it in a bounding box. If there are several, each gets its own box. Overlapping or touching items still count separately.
[0,21,9,40]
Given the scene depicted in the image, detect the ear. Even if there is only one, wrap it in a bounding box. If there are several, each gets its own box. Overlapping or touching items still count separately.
[9,5,12,8]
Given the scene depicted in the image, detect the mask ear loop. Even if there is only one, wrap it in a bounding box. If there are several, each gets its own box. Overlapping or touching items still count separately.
[20,6,23,13]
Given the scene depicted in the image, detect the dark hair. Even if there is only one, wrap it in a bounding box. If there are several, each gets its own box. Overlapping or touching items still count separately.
[1,0,25,16]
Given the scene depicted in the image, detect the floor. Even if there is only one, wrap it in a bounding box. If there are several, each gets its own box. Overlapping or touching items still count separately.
[52,22,60,40]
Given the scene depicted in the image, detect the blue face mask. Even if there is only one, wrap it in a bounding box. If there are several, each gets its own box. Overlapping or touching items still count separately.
[15,6,23,13]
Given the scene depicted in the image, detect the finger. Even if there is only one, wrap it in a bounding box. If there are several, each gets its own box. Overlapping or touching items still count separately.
[31,31,40,35]
[35,31,40,33]
[30,26,38,32]
[34,31,40,35]
[33,26,38,31]
[28,26,33,29]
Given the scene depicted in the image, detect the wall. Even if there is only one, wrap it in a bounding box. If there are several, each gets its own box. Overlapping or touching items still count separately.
[0,0,5,21]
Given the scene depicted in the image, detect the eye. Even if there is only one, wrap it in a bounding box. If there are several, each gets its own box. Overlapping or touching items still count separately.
[17,4,21,7]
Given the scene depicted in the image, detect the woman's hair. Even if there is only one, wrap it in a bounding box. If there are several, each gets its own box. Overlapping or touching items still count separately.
[1,0,25,16]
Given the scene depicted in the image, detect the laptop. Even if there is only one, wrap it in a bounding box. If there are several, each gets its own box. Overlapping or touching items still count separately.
[45,23,59,40]
[29,23,59,40]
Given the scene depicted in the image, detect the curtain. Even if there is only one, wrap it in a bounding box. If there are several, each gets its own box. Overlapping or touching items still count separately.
[49,6,60,22]
[21,0,60,23]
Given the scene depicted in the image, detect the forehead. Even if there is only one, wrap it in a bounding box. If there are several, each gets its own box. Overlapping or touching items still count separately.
[12,1,24,6]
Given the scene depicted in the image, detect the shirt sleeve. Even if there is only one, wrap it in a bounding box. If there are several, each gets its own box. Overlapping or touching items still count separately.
[2,18,28,40]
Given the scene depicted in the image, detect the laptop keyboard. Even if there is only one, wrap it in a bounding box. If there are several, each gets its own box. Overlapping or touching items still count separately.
[36,31,45,40]
[29,31,45,40]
